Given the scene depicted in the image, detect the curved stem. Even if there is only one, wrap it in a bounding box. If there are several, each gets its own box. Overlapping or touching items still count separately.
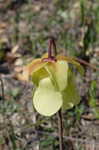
[48,37,57,58]
[51,38,57,56]
[75,58,99,71]
[48,39,52,58]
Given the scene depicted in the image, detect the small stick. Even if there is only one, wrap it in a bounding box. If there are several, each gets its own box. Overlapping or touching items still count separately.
[0,75,5,101]
[57,109,64,150]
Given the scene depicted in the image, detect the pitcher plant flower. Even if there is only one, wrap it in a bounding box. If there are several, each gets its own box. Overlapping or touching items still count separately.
[23,39,84,116]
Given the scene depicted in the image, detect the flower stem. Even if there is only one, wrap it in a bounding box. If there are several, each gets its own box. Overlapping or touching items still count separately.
[48,38,52,58]
[48,38,64,149]
[48,37,57,58]
[51,37,57,56]
[49,38,64,150]
[57,109,64,150]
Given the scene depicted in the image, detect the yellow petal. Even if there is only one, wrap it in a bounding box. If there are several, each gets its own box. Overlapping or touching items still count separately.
[45,60,68,91]
[57,55,84,75]
[32,67,48,86]
[62,70,80,110]
[23,58,48,81]
[33,77,62,116]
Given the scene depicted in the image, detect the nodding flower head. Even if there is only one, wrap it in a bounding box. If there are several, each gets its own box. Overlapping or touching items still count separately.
[23,39,84,116]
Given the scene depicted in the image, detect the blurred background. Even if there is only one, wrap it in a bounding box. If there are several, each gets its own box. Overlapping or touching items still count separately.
[0,0,99,149]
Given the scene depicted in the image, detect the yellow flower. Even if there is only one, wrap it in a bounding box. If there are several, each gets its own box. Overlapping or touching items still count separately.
[24,53,83,116]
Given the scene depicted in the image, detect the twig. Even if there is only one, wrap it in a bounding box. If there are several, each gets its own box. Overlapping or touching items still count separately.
[57,109,64,150]
[0,75,5,101]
